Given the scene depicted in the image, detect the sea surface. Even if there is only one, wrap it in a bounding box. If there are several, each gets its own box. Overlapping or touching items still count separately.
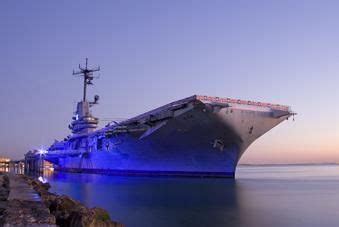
[42,165,339,227]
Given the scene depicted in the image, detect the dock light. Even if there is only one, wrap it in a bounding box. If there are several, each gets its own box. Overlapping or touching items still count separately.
[38,176,47,184]
[37,149,48,155]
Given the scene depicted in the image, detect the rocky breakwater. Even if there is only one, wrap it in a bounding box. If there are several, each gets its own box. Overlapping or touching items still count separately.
[21,175,123,227]
[0,173,123,227]
[0,174,9,225]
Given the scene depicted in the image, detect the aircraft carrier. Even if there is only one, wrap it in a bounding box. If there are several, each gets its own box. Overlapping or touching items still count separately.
[31,59,295,178]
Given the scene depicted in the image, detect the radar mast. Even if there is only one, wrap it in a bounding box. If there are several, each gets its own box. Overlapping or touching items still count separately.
[73,58,100,102]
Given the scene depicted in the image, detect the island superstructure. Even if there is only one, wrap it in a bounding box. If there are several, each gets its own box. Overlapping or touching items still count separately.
[34,59,294,177]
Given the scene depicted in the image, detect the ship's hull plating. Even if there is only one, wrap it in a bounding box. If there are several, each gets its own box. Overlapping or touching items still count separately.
[45,96,291,178]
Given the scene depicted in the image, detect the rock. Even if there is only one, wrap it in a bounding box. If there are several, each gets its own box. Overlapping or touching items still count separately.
[0,175,10,202]
[90,207,123,227]
[0,188,9,201]
[0,175,9,226]
[2,175,9,189]
[20,176,123,226]
[4,199,56,225]
[49,195,123,227]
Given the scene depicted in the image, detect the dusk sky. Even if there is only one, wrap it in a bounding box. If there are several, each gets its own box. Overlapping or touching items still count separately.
[1,0,339,163]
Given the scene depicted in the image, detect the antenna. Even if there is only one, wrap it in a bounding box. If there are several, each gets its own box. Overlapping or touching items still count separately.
[72,58,100,102]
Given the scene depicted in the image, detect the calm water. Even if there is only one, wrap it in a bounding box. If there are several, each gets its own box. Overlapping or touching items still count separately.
[43,165,339,227]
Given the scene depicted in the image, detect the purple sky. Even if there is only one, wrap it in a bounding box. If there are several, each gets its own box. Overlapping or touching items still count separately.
[1,0,339,163]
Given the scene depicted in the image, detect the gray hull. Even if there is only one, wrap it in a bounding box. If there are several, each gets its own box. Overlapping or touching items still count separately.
[45,95,292,177]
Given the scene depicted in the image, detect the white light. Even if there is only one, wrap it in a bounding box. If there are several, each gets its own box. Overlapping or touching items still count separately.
[38,176,47,184]
[37,149,48,155]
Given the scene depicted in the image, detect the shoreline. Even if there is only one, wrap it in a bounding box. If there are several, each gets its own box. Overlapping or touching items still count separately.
[0,173,123,226]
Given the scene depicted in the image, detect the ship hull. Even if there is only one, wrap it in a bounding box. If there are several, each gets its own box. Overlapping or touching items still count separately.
[44,96,291,178]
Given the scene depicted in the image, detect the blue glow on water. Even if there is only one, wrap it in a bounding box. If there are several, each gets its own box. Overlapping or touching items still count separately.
[44,165,339,227]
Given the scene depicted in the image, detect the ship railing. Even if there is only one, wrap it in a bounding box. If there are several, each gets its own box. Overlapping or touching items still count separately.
[196,95,291,112]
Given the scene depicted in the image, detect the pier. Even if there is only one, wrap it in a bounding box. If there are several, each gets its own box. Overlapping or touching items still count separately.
[24,150,54,175]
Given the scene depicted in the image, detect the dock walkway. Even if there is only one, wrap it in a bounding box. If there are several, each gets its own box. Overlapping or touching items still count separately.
[7,174,41,201]
[2,174,56,226]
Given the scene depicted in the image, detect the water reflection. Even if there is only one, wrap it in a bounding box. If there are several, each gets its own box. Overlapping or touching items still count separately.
[43,165,339,227]
[46,172,242,227]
